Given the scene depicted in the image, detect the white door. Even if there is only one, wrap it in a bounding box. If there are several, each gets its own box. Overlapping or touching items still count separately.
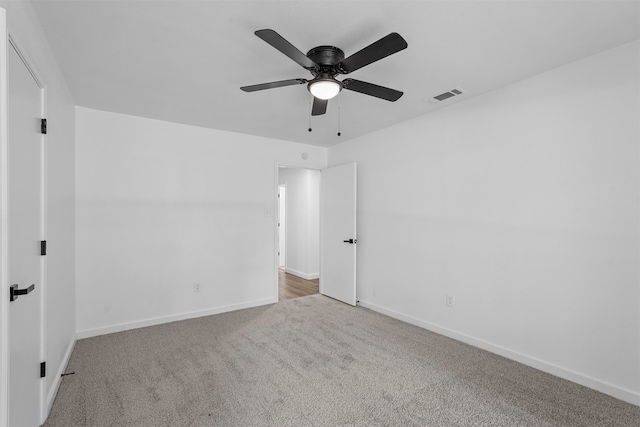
[320,163,357,306]
[8,40,44,427]
[278,185,286,268]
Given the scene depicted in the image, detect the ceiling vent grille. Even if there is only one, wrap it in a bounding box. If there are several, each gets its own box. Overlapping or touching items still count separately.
[432,88,464,102]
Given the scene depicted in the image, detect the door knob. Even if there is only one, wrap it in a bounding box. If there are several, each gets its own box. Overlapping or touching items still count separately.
[343,239,357,244]
[9,284,35,302]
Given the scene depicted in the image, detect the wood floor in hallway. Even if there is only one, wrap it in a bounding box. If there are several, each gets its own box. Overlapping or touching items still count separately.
[279,269,319,301]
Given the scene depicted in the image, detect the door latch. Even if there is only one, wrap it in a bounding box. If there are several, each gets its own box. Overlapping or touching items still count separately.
[9,284,35,302]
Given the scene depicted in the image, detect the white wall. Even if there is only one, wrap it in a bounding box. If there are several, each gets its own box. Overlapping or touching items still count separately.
[328,41,640,404]
[278,167,320,280]
[0,0,76,421]
[75,107,326,337]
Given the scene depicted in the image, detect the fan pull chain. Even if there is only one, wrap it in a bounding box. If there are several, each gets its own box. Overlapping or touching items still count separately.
[337,92,342,136]
[308,94,313,132]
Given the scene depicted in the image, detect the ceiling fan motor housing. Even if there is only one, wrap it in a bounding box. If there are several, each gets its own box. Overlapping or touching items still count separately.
[306,46,345,77]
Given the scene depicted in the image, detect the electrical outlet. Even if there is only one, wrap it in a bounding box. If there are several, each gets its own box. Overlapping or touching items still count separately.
[446,293,455,307]
[194,283,201,293]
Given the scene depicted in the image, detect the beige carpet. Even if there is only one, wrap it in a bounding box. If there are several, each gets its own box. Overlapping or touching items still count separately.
[44,295,639,426]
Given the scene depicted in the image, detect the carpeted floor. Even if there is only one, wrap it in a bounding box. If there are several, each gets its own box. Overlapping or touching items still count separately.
[44,295,639,426]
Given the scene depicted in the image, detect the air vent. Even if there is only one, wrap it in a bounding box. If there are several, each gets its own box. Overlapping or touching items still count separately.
[432,88,464,102]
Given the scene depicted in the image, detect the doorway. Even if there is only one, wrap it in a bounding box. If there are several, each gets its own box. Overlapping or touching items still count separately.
[277,167,320,301]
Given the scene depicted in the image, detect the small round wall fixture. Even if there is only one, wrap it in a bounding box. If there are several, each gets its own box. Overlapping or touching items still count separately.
[301,152,309,160]
[308,78,342,100]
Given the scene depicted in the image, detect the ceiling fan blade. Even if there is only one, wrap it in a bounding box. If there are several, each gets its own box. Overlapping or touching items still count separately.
[342,78,403,101]
[255,29,317,69]
[338,33,407,74]
[240,78,308,92]
[311,97,328,116]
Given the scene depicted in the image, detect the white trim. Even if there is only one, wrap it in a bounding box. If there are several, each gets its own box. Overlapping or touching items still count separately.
[273,162,280,301]
[77,298,275,339]
[7,34,43,88]
[45,335,76,415]
[0,8,10,427]
[284,268,319,281]
[277,159,323,171]
[357,299,640,406]
[40,84,48,425]
[278,184,286,270]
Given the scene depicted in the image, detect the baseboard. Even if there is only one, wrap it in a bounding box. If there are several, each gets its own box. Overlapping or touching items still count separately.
[76,297,276,339]
[45,334,76,416]
[285,268,319,281]
[357,299,640,406]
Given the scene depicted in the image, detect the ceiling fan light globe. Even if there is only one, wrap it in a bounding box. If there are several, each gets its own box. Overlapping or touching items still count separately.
[309,79,342,100]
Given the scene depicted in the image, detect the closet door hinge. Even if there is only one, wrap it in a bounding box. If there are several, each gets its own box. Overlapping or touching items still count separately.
[40,362,46,378]
[41,240,46,256]
[41,118,47,134]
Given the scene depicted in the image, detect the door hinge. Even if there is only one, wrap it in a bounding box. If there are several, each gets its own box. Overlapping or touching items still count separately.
[40,362,46,378]
[41,118,47,134]
[41,240,46,256]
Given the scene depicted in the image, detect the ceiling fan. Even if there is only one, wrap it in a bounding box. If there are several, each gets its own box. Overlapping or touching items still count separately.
[240,29,408,116]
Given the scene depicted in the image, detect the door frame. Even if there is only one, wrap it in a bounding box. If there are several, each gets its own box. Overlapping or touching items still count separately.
[0,9,9,426]
[277,184,286,269]
[273,160,322,302]
[0,19,48,426]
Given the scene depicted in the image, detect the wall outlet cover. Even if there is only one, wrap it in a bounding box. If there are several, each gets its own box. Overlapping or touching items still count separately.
[446,293,455,307]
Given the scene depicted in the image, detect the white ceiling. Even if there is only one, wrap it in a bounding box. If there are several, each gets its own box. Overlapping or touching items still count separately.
[31,0,640,147]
